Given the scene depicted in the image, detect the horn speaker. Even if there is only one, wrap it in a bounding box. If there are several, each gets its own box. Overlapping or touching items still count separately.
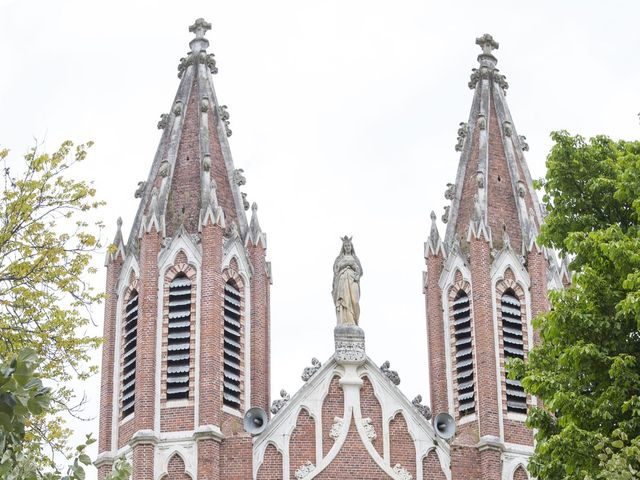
[243,407,269,435]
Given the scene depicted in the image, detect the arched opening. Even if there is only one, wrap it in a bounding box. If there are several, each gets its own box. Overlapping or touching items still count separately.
[166,274,192,401]
[121,289,138,418]
[452,289,475,416]
[501,288,526,413]
[223,279,242,409]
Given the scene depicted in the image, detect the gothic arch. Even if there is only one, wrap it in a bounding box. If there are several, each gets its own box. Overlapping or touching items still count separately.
[159,452,193,480]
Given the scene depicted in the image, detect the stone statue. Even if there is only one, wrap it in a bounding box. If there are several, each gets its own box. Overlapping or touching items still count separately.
[332,236,363,326]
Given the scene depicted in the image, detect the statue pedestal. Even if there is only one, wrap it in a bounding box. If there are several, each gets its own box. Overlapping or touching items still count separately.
[334,325,365,365]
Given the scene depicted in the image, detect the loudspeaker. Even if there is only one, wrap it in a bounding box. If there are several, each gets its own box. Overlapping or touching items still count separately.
[243,407,269,435]
[433,412,456,440]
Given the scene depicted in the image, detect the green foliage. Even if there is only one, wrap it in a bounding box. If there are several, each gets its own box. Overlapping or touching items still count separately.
[512,131,640,479]
[0,349,130,479]
[0,141,104,469]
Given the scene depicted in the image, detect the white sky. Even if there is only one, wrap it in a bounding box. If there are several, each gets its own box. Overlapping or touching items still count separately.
[1,0,639,477]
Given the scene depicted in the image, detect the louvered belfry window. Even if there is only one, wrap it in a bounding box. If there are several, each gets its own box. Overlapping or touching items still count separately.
[166,275,192,400]
[121,291,138,418]
[452,290,475,416]
[223,280,242,409]
[501,288,527,413]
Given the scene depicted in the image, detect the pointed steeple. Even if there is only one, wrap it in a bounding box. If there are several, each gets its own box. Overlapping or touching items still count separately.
[425,211,444,257]
[444,34,545,255]
[247,202,267,248]
[127,19,248,250]
[106,217,126,265]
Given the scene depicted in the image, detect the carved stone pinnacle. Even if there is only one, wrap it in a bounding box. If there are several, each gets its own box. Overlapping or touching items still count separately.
[189,18,211,39]
[476,33,499,56]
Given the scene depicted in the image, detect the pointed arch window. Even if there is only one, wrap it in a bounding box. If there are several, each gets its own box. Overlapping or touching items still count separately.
[121,290,138,418]
[452,290,475,416]
[223,280,242,409]
[166,274,192,400]
[501,288,527,413]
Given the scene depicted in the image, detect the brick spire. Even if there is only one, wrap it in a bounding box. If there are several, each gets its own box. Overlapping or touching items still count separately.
[443,33,544,254]
[127,18,248,247]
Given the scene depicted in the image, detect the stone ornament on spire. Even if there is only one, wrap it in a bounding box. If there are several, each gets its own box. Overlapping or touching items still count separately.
[468,33,509,93]
[476,33,499,59]
[177,18,218,78]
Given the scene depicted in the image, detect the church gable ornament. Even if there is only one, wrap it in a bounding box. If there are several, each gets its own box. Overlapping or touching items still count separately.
[269,389,290,415]
[393,464,413,480]
[411,395,432,420]
[295,461,316,479]
[301,357,321,382]
[379,360,401,386]
[329,416,343,440]
[454,122,468,152]
[361,417,377,442]
[332,236,363,327]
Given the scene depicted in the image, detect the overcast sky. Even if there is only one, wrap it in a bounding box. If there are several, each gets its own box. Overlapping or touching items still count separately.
[1,0,640,477]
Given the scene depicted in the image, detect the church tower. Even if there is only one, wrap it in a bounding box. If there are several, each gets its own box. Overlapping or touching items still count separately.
[423,35,564,479]
[96,19,271,480]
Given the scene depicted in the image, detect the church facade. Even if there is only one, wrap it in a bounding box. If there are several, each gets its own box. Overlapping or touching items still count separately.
[96,20,567,480]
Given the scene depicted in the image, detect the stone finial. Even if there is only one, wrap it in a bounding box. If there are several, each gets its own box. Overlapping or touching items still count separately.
[412,395,432,420]
[476,33,499,57]
[301,357,322,382]
[380,361,400,385]
[270,390,290,415]
[134,181,146,199]
[234,168,246,186]
[455,122,468,152]
[429,211,440,242]
[157,113,169,130]
[248,202,266,247]
[241,192,250,211]
[441,205,450,224]
[189,18,212,39]
[218,105,232,137]
[519,135,529,151]
[117,216,123,229]
[444,183,455,200]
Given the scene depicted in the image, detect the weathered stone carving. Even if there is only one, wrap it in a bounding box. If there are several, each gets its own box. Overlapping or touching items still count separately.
[134,181,146,199]
[295,461,315,479]
[444,183,455,200]
[334,339,365,362]
[218,105,232,137]
[472,193,484,223]
[476,33,499,55]
[519,135,529,151]
[233,168,246,186]
[455,122,468,152]
[270,390,290,415]
[202,154,211,172]
[301,357,321,382]
[412,395,432,420]
[157,113,169,130]
[178,51,218,78]
[173,101,183,116]
[332,236,363,326]
[477,114,486,130]
[517,180,526,198]
[380,361,400,386]
[200,96,209,113]
[362,418,377,442]
[503,121,513,137]
[441,205,450,224]
[493,70,509,92]
[475,171,485,189]
[329,416,343,440]
[241,192,250,211]
[393,464,413,480]
[502,224,511,250]
[159,160,170,178]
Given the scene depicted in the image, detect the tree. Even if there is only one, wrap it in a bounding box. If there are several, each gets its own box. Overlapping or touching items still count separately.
[0,347,130,479]
[512,131,640,479]
[0,141,104,467]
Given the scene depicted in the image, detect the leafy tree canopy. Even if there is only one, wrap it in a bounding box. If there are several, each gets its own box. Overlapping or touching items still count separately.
[513,131,640,479]
[0,141,104,469]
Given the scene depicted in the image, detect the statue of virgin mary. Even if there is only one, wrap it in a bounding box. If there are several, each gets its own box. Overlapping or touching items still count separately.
[332,236,363,326]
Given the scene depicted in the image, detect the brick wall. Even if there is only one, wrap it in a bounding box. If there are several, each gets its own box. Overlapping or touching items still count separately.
[256,443,282,480]
[359,376,383,456]
[425,252,448,416]
[423,449,447,480]
[389,412,416,479]
[289,408,316,477]
[314,419,392,479]
[249,242,270,413]
[197,438,220,480]
[220,436,252,479]
[98,253,123,458]
[322,376,344,457]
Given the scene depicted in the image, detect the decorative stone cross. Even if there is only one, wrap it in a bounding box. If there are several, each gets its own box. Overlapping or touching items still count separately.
[189,18,211,38]
[475,33,499,56]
